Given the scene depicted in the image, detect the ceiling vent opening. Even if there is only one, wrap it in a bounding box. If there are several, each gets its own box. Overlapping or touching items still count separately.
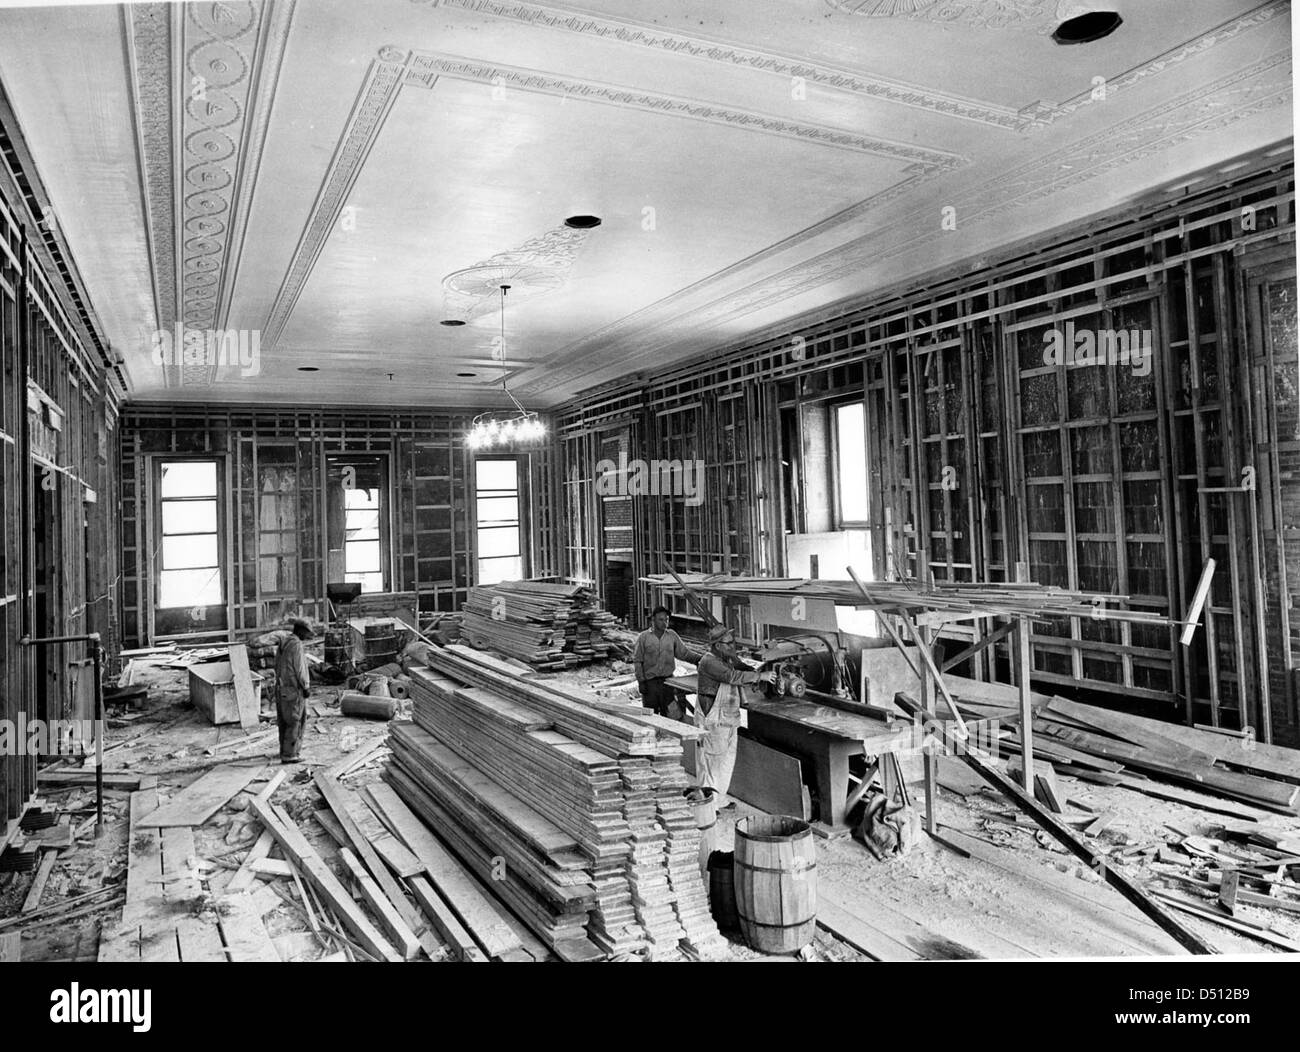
[1052,11,1122,44]
[563,215,602,229]
[440,319,466,326]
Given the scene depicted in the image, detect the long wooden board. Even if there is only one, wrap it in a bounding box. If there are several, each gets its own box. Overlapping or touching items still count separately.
[248,796,402,963]
[366,782,521,959]
[137,764,262,828]
[339,847,421,960]
[313,772,428,960]
[229,643,261,731]
[896,692,1217,955]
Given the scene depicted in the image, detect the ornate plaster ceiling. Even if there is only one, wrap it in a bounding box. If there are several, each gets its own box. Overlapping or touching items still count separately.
[0,0,1291,407]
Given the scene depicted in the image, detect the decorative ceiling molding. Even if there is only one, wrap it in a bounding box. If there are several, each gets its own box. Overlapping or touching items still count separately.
[411,0,1027,129]
[124,2,177,385]
[404,52,967,168]
[824,0,1058,31]
[259,44,967,358]
[517,51,1294,399]
[1032,0,1288,128]
[259,51,408,349]
[126,0,295,388]
[442,224,597,323]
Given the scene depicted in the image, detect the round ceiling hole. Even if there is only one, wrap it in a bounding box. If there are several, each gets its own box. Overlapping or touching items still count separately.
[1052,11,1122,44]
[564,215,602,229]
[440,319,466,327]
[297,366,319,372]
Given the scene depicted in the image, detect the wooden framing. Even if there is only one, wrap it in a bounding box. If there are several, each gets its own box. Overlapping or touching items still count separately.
[554,156,1299,742]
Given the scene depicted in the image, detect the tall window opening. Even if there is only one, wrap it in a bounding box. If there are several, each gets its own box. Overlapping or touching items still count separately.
[475,456,527,584]
[157,459,223,609]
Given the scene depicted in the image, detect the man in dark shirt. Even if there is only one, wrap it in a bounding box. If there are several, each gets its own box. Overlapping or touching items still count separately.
[275,619,314,764]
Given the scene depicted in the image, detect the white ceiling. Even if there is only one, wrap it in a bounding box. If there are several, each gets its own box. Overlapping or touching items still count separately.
[0,0,1292,408]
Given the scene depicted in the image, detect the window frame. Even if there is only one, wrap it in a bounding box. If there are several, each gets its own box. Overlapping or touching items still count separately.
[472,454,530,584]
[153,455,226,613]
[830,398,871,530]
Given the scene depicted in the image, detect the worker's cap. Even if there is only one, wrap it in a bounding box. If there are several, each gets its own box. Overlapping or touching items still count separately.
[290,618,313,638]
[708,624,735,644]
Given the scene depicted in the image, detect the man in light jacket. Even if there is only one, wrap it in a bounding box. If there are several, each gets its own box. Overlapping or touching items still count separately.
[694,624,775,801]
[632,605,702,719]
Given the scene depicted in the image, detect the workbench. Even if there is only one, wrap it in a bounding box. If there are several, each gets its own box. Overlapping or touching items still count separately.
[667,674,915,831]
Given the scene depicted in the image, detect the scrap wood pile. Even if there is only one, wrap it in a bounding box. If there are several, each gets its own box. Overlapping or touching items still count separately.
[946,688,1300,817]
[1143,820,1300,952]
[460,580,619,669]
[386,642,729,961]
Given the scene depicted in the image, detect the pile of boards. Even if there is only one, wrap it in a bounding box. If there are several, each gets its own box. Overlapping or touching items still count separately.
[459,580,618,669]
[386,642,729,960]
[947,684,1300,817]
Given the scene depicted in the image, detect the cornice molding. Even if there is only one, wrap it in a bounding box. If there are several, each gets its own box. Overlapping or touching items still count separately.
[514,52,1294,399]
[414,0,1027,129]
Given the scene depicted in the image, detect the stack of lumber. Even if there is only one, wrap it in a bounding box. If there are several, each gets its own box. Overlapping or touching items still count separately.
[644,572,1176,627]
[386,645,728,960]
[460,580,619,669]
[949,687,1300,816]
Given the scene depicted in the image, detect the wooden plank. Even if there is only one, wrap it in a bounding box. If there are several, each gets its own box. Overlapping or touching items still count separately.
[814,895,924,961]
[895,692,1217,955]
[248,795,402,962]
[21,849,57,914]
[408,875,488,962]
[0,932,20,961]
[1218,869,1240,916]
[339,847,421,960]
[729,735,811,819]
[1151,891,1300,953]
[137,764,262,828]
[39,770,141,790]
[216,893,280,962]
[229,643,260,731]
[366,781,521,959]
[247,858,293,878]
[226,829,275,894]
[312,773,433,954]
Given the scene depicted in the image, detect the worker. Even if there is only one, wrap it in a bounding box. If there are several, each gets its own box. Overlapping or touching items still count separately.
[694,624,776,803]
[275,618,314,764]
[632,605,701,719]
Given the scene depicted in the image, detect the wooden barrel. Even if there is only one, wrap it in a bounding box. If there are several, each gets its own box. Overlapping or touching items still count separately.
[733,814,817,954]
[707,851,739,931]
[324,629,348,667]
[685,787,717,876]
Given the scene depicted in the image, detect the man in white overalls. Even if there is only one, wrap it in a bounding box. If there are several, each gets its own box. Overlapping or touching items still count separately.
[694,624,776,803]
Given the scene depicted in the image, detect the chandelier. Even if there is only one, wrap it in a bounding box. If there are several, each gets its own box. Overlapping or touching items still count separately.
[465,284,547,450]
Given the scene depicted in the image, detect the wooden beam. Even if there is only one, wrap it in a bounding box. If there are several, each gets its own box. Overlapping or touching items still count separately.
[313,771,428,959]
[339,847,421,960]
[894,691,1217,955]
[366,782,521,959]
[248,795,401,962]
[940,622,1014,673]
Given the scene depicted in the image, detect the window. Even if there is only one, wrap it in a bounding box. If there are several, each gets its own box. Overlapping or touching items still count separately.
[326,455,389,594]
[834,401,869,525]
[344,483,383,593]
[257,445,299,595]
[475,457,526,584]
[158,459,222,609]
